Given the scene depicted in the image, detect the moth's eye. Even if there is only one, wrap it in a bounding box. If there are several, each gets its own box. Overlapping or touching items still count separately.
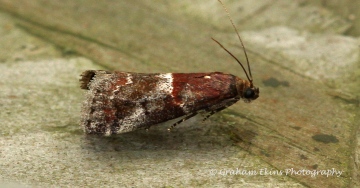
[244,88,255,99]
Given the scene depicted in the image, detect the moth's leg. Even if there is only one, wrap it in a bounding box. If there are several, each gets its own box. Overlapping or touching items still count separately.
[203,98,239,121]
[202,106,228,121]
[168,112,198,131]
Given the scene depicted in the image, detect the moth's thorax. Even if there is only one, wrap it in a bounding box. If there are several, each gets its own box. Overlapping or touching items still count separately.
[235,77,259,102]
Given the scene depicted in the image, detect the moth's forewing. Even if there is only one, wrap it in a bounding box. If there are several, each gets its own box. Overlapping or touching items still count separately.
[80,71,242,135]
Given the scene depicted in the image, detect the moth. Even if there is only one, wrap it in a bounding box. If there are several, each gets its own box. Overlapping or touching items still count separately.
[80,0,259,136]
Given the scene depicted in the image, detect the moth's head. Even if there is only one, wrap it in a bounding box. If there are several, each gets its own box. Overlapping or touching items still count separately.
[243,85,259,101]
[236,78,259,102]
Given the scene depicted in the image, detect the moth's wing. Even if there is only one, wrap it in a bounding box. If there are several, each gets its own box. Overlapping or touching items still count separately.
[172,72,239,114]
[80,71,140,135]
[80,71,240,135]
[81,71,185,135]
[108,73,188,133]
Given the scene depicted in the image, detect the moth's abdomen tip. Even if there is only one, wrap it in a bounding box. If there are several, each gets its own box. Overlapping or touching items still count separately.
[80,70,97,90]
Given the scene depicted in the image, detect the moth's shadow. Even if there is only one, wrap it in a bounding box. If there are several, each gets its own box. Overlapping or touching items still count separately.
[82,116,256,153]
[83,124,215,152]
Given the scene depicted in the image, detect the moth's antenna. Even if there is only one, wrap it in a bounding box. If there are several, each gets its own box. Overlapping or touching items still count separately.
[211,37,251,82]
[216,0,253,83]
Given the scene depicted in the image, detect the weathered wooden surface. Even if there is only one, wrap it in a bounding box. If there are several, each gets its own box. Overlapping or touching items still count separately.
[0,0,358,187]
